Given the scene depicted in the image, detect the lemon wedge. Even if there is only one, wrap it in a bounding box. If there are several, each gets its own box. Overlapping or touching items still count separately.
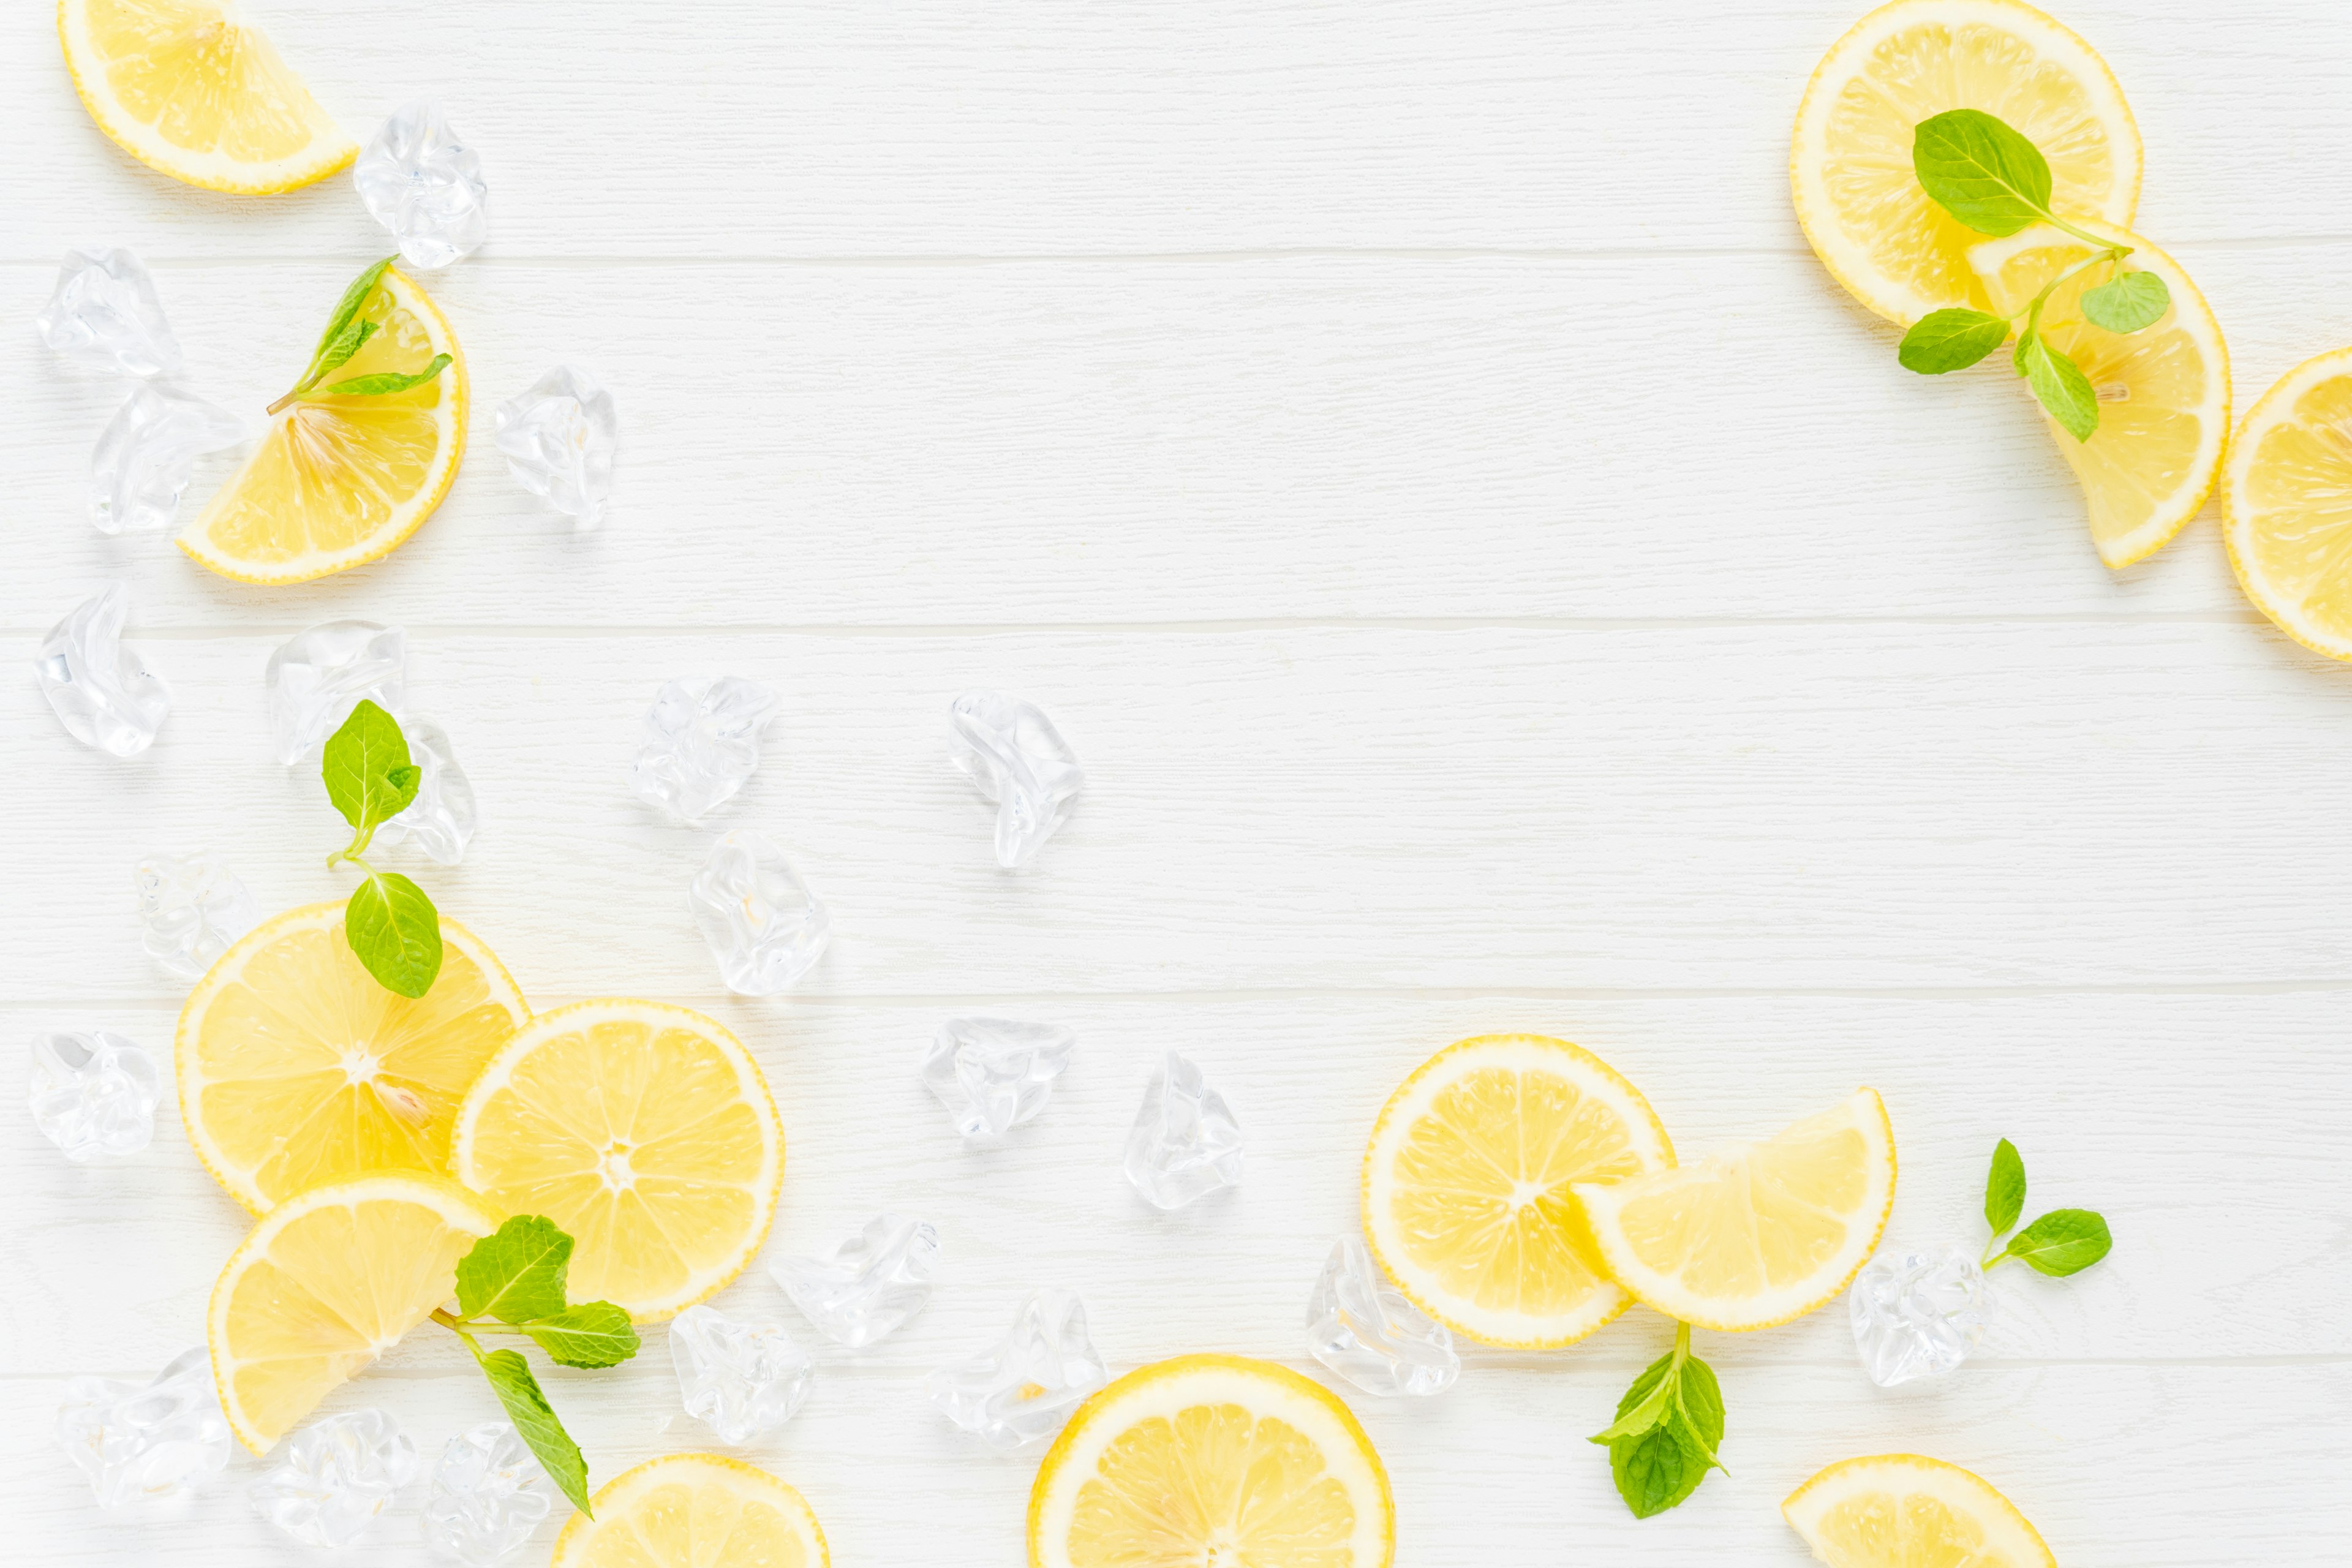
[2223,347,2352,659]
[1785,1453,2057,1568]
[553,1454,830,1568]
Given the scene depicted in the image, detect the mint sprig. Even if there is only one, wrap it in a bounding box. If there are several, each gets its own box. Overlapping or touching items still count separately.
[322,699,442,998]
[1896,109,2171,440]
[1589,1321,1725,1518]
[1980,1137,2113,1276]
[265,257,453,415]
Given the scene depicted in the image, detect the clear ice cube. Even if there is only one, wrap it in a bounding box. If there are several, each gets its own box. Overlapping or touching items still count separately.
[1849,1244,1996,1387]
[1305,1234,1460,1398]
[56,1348,229,1510]
[421,1422,549,1567]
[33,247,181,379]
[690,830,831,995]
[133,851,260,980]
[948,690,1084,869]
[494,364,617,529]
[925,1290,1107,1450]
[771,1213,939,1348]
[36,583,171,758]
[631,677,778,823]
[919,1017,1076,1140]
[249,1408,418,1549]
[89,383,246,535]
[669,1304,816,1444]
[374,713,478,864]
[29,1031,159,1162]
[263,619,407,765]
[1123,1050,1244,1210]
[353,100,489,270]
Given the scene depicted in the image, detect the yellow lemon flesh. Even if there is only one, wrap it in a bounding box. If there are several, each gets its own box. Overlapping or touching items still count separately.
[1792,0,2138,324]
[180,265,467,584]
[452,1000,783,1322]
[1573,1087,1895,1332]
[1784,1454,2057,1568]
[1028,1355,1393,1568]
[176,902,528,1215]
[59,0,356,193]
[553,1453,830,1568]
[1970,219,2230,568]
[208,1173,499,1453]
[1360,1034,1673,1348]
[2224,347,2352,659]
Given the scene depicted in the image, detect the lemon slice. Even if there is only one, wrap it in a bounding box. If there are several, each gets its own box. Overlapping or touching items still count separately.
[1360,1035,1673,1348]
[1572,1088,1895,1332]
[209,1172,498,1453]
[1028,1354,1393,1568]
[179,265,466,584]
[176,902,528,1216]
[1792,0,2139,325]
[1784,1454,2057,1567]
[2222,347,2352,659]
[1968,220,2230,568]
[553,1453,830,1568]
[59,0,357,194]
[451,1000,784,1322]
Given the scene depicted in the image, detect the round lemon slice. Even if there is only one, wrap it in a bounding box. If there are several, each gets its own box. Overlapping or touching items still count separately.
[179,265,467,584]
[1361,1035,1673,1348]
[554,1454,830,1568]
[1028,1355,1393,1568]
[451,1000,784,1322]
[1969,219,2230,568]
[1573,1088,1896,1332]
[59,0,358,194]
[1792,0,2139,324]
[1784,1453,2057,1567]
[177,902,528,1216]
[2223,347,2352,659]
[209,1172,499,1453]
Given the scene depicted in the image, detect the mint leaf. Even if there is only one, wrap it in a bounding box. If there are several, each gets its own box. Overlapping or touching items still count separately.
[323,699,416,833]
[1588,1352,1675,1444]
[476,1348,592,1517]
[1670,1350,1726,1472]
[311,317,382,385]
[345,872,442,998]
[1985,1138,2027,1236]
[2018,334,2099,441]
[2003,1208,2112,1276]
[525,1302,640,1370]
[456,1216,573,1324]
[311,257,395,368]
[1599,1332,1725,1518]
[320,353,452,399]
[1912,109,2053,236]
[1898,308,2011,374]
[1613,1422,1707,1519]
[2079,269,2170,333]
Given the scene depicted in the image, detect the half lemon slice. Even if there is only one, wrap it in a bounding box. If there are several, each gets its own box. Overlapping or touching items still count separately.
[553,1454,830,1568]
[2223,347,2352,659]
[1784,1453,2057,1567]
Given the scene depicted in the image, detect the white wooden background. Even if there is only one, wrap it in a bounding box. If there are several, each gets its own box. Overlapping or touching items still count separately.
[6,2,2351,1562]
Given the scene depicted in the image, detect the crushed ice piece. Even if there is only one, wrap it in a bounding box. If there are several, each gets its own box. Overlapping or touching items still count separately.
[690,829,831,994]
[1123,1050,1243,1210]
[494,364,616,528]
[631,677,778,823]
[1305,1234,1459,1397]
[926,1290,1107,1450]
[421,1422,549,1566]
[919,1017,1076,1140]
[36,584,171,758]
[249,1408,418,1548]
[948,690,1084,869]
[354,100,489,270]
[29,1031,159,1163]
[263,619,407,766]
[669,1304,816,1445]
[55,1348,230,1510]
[89,382,246,535]
[772,1213,938,1348]
[33,247,181,378]
[1850,1244,1996,1387]
[134,851,260,980]
[374,713,478,864]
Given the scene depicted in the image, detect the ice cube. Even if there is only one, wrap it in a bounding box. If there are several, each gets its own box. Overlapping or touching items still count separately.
[669,1304,816,1444]
[263,619,407,765]
[1849,1245,1996,1387]
[1123,1051,1243,1210]
[36,584,171,757]
[29,1031,159,1163]
[1305,1234,1459,1397]
[631,677,778,823]
[249,1408,418,1548]
[948,690,1084,869]
[494,364,616,529]
[374,713,478,864]
[133,851,260,980]
[32,247,181,379]
[421,1422,549,1567]
[353,100,489,270]
[771,1213,938,1348]
[55,1348,230,1510]
[925,1290,1107,1450]
[690,830,831,994]
[89,383,246,535]
[919,1017,1076,1140]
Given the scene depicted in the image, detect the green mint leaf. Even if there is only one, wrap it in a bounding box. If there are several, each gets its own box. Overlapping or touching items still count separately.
[311,316,382,385]
[1898,308,2011,374]
[1670,1351,1726,1472]
[311,257,395,368]
[1601,1341,1725,1517]
[319,353,453,399]
[455,1216,574,1324]
[476,1348,592,1517]
[345,872,442,998]
[1912,109,2054,236]
[2003,1208,2112,1276]
[322,699,416,833]
[524,1302,641,1370]
[1611,1422,1702,1519]
[1588,1352,1676,1444]
[2018,334,2100,441]
[1985,1138,2027,1237]
[2079,269,2170,334]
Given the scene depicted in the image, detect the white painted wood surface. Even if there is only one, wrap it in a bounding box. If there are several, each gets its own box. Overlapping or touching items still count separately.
[6,1,2350,1563]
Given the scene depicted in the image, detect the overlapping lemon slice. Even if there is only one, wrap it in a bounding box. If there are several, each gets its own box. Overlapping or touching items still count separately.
[554,1454,831,1568]
[1784,1453,2057,1568]
[2223,347,2352,658]
[59,0,358,194]
[1028,1355,1393,1568]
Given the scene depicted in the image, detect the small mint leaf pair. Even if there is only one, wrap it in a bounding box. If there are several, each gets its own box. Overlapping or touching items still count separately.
[267,258,455,414]
[322,699,440,998]
[1589,1322,1725,1518]
[1982,1137,2113,1277]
